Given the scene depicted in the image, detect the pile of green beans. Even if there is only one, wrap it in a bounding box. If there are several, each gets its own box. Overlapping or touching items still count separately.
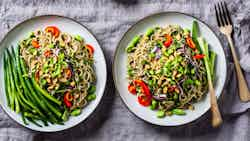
[3,46,64,127]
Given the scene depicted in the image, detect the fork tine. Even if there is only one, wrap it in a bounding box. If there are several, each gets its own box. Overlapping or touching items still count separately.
[223,1,232,25]
[220,2,229,25]
[217,3,225,26]
[214,4,221,27]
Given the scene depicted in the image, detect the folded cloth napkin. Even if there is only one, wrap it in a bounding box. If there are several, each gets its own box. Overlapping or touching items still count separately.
[0,0,250,141]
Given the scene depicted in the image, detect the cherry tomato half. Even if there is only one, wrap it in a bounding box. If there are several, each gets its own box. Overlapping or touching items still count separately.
[138,95,152,106]
[86,44,94,56]
[128,84,136,94]
[133,80,151,96]
[45,26,60,38]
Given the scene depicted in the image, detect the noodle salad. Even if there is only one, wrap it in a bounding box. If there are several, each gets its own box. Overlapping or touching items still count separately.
[126,21,216,118]
[4,26,96,126]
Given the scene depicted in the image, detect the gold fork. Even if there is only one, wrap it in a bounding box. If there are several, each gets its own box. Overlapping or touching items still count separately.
[215,2,250,102]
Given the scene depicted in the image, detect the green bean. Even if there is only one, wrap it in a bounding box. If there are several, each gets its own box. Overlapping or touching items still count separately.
[26,117,42,127]
[16,93,32,112]
[24,112,48,126]
[6,49,19,112]
[192,21,198,39]
[70,109,81,116]
[126,35,141,53]
[8,48,29,114]
[43,98,62,117]
[145,28,154,37]
[3,50,10,107]
[15,46,34,100]
[192,21,201,53]
[172,109,186,115]
[157,110,165,118]
[21,111,28,125]
[62,110,69,121]
[4,50,14,110]
[198,37,213,83]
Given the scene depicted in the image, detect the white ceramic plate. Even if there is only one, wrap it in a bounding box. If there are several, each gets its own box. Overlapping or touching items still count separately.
[113,12,227,126]
[0,15,107,132]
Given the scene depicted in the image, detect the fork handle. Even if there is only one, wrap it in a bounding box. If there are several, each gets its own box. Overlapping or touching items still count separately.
[209,80,223,127]
[226,35,250,102]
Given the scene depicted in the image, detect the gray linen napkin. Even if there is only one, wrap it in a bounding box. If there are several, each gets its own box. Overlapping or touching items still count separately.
[219,0,250,114]
[0,0,250,141]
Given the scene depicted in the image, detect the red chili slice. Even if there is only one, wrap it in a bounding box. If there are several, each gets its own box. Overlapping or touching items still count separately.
[44,50,52,57]
[64,92,73,108]
[193,54,205,59]
[65,68,72,78]
[32,40,40,48]
[45,26,60,38]
[186,37,196,49]
[163,34,173,47]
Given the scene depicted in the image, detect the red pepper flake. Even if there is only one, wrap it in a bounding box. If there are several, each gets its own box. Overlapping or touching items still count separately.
[65,68,72,78]
[44,50,52,57]
[168,86,176,93]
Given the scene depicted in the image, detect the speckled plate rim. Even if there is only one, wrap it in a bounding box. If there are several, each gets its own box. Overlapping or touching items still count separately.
[0,14,107,132]
[112,11,228,127]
